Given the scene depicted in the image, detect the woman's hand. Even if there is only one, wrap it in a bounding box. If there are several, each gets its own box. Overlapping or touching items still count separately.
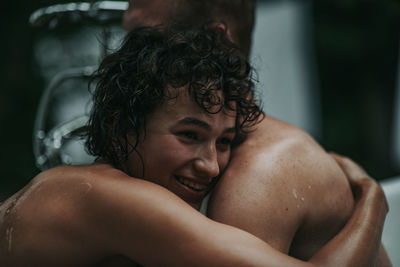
[330,152,388,212]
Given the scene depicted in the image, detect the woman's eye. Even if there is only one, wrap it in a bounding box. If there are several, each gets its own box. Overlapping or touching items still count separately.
[218,137,233,146]
[179,131,198,140]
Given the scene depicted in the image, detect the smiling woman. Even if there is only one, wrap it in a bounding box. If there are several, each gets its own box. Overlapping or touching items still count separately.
[126,88,237,209]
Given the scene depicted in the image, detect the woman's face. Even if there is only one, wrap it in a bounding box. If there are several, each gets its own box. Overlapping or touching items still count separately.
[125,89,236,209]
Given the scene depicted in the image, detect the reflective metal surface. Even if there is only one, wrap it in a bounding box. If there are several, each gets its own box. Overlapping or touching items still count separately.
[31,1,127,170]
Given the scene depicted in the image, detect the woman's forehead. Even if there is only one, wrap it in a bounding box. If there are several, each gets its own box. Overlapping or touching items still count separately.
[146,87,237,127]
[164,86,236,114]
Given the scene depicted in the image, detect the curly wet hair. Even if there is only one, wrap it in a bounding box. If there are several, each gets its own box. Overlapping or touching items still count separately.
[85,24,263,168]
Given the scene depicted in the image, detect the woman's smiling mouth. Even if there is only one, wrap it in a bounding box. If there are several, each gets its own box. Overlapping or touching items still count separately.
[175,176,209,192]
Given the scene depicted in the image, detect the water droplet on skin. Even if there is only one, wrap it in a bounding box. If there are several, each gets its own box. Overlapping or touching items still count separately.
[81,182,92,193]
[6,227,13,252]
[292,189,298,199]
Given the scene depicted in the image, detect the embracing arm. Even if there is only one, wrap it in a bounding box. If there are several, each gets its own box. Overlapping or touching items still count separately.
[309,156,388,266]
[321,154,391,267]
[83,164,388,266]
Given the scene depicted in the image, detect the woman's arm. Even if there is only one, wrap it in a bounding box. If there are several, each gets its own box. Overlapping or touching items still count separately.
[307,154,389,266]
[86,158,388,266]
[308,153,391,267]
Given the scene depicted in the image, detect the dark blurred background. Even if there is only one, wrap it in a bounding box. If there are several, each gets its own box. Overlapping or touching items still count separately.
[1,0,399,201]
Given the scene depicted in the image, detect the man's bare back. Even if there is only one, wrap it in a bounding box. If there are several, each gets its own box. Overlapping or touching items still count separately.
[209,116,355,258]
[209,115,389,264]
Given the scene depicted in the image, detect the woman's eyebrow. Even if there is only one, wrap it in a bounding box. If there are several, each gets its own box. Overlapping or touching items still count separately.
[178,117,212,131]
[177,117,236,133]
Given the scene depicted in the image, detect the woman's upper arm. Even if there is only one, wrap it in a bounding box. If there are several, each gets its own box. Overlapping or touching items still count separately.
[85,175,309,266]
[84,167,388,267]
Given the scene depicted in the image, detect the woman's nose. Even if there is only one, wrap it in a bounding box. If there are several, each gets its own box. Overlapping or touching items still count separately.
[193,145,220,179]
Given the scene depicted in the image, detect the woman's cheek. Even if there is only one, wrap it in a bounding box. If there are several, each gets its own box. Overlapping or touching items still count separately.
[159,136,196,160]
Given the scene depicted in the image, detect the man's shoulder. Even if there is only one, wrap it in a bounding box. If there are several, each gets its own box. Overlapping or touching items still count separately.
[242,115,316,148]
[228,116,354,214]
[229,116,339,186]
[237,116,346,183]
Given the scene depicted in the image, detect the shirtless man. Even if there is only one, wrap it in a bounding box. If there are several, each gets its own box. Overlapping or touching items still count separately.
[0,25,389,266]
[123,0,392,265]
